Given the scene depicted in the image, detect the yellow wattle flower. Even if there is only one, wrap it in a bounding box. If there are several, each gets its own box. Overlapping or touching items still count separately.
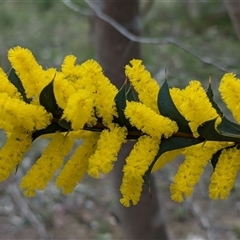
[53,72,76,109]
[77,59,118,127]
[0,128,32,182]
[124,101,178,139]
[87,124,127,178]
[0,67,21,99]
[219,73,240,123]
[209,146,240,200]
[56,132,99,194]
[20,133,74,197]
[61,55,79,83]
[125,59,160,113]
[62,89,95,130]
[170,141,233,202]
[172,80,218,137]
[0,93,51,132]
[120,135,160,207]
[8,46,55,99]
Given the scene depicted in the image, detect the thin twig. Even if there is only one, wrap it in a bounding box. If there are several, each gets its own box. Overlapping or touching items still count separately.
[81,0,231,73]
[62,0,91,16]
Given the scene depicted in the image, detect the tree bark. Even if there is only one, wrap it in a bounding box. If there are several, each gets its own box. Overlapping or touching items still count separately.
[224,0,240,40]
[90,1,169,239]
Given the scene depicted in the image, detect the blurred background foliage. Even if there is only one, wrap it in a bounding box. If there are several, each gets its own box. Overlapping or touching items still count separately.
[1,1,240,239]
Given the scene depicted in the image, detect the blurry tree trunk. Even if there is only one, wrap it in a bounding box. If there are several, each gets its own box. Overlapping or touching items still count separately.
[90,1,169,239]
[224,0,240,40]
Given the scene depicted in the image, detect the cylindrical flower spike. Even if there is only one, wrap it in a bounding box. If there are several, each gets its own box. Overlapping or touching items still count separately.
[56,132,99,194]
[120,135,160,207]
[170,141,233,202]
[209,146,240,200]
[124,101,178,139]
[0,68,21,99]
[53,72,77,109]
[0,128,32,182]
[87,124,127,178]
[219,73,240,123]
[125,59,160,113]
[77,59,118,127]
[63,89,95,130]
[172,81,218,137]
[20,133,74,197]
[0,93,51,132]
[8,46,56,99]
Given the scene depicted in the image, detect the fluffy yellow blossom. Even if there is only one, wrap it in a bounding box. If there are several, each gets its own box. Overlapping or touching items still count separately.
[125,59,160,112]
[0,128,32,182]
[0,68,21,99]
[62,89,95,130]
[61,55,79,82]
[0,93,51,131]
[60,55,88,91]
[0,120,14,136]
[56,132,99,194]
[174,81,218,137]
[8,46,55,99]
[120,135,159,207]
[20,133,74,197]
[170,87,185,110]
[78,60,118,126]
[219,73,240,123]
[87,124,127,178]
[209,146,240,200]
[170,141,233,202]
[124,101,178,139]
[53,72,76,109]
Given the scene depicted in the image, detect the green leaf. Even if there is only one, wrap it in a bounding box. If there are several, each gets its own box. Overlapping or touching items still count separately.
[39,79,60,118]
[211,149,221,171]
[126,85,138,102]
[58,118,72,130]
[32,122,64,140]
[206,80,222,116]
[197,118,240,142]
[8,68,31,103]
[217,117,240,136]
[114,81,128,127]
[210,144,236,172]
[143,136,203,187]
[158,80,191,133]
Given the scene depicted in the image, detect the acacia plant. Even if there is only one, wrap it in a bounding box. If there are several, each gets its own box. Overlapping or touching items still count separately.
[0,46,240,206]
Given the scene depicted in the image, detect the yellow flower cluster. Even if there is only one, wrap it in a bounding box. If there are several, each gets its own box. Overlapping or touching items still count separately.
[209,146,240,200]
[56,132,99,194]
[0,47,179,203]
[0,128,32,182]
[125,59,160,112]
[0,46,240,207]
[20,132,74,197]
[170,141,233,202]
[120,135,160,206]
[87,124,127,178]
[219,73,240,123]
[171,81,218,137]
[8,46,56,99]
[55,57,118,128]
[0,68,21,99]
[124,101,178,139]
